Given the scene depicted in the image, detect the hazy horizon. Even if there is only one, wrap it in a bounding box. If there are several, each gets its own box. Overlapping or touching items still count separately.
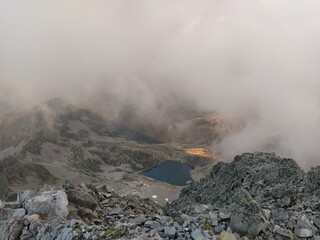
[1,0,320,168]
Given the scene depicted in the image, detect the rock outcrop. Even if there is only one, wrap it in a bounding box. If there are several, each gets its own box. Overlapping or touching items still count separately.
[168,152,320,239]
[1,152,320,239]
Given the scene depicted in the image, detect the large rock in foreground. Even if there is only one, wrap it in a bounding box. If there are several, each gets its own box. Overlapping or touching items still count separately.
[24,190,69,219]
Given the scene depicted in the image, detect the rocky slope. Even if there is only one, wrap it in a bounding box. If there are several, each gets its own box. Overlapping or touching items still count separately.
[1,152,320,239]
[0,98,216,199]
[168,152,320,239]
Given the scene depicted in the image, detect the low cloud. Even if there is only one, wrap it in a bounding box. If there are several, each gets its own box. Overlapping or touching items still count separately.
[1,0,320,168]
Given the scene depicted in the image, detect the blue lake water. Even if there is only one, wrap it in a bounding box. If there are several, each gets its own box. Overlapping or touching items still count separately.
[141,160,193,186]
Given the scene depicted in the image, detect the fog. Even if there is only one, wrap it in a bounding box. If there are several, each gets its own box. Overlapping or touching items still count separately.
[1,0,320,168]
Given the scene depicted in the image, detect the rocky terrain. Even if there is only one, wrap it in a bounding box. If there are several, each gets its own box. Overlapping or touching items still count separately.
[1,152,320,239]
[0,98,218,200]
[168,152,320,239]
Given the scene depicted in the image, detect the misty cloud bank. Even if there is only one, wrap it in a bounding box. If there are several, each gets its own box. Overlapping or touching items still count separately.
[1,0,320,168]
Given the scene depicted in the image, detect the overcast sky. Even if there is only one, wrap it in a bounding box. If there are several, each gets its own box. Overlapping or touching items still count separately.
[1,0,320,167]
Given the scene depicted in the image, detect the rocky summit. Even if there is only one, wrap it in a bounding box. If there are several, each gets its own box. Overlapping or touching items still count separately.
[1,152,320,240]
[168,152,320,239]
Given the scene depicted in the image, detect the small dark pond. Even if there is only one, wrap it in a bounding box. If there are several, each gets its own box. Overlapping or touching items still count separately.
[141,160,193,186]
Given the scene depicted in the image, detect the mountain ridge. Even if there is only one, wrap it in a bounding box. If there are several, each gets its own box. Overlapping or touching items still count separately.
[1,152,320,239]
[0,98,218,199]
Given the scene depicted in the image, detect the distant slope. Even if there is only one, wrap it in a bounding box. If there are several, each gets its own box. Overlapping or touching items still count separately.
[0,98,216,198]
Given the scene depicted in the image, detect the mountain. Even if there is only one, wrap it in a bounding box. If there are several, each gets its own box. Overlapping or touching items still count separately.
[168,152,320,239]
[0,98,219,199]
[1,152,320,239]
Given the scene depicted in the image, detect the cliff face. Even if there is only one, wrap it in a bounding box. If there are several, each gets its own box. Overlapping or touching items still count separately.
[1,152,320,240]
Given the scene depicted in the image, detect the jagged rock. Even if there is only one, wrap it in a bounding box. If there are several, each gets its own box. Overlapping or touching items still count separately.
[274,225,293,239]
[294,228,313,238]
[281,197,291,207]
[109,208,122,215]
[271,208,289,222]
[191,228,206,240]
[194,204,209,214]
[0,208,16,240]
[77,207,97,222]
[305,166,320,193]
[12,208,25,218]
[2,152,320,240]
[20,227,33,240]
[312,216,320,229]
[229,189,268,237]
[144,220,161,229]
[18,190,35,206]
[29,221,43,235]
[23,214,40,226]
[219,212,231,220]
[169,153,304,211]
[0,199,5,209]
[164,226,177,238]
[296,215,314,230]
[168,152,320,240]
[23,214,40,225]
[67,189,98,211]
[25,190,68,219]
[5,209,25,240]
[6,218,24,240]
[261,208,271,221]
[219,231,237,240]
[209,211,219,226]
[215,225,225,234]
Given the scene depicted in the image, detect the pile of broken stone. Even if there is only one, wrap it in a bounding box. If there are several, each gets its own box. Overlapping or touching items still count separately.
[168,152,320,240]
[0,152,320,240]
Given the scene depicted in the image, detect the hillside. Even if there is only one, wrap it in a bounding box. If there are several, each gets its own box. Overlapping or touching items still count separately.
[1,152,320,239]
[0,98,220,199]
